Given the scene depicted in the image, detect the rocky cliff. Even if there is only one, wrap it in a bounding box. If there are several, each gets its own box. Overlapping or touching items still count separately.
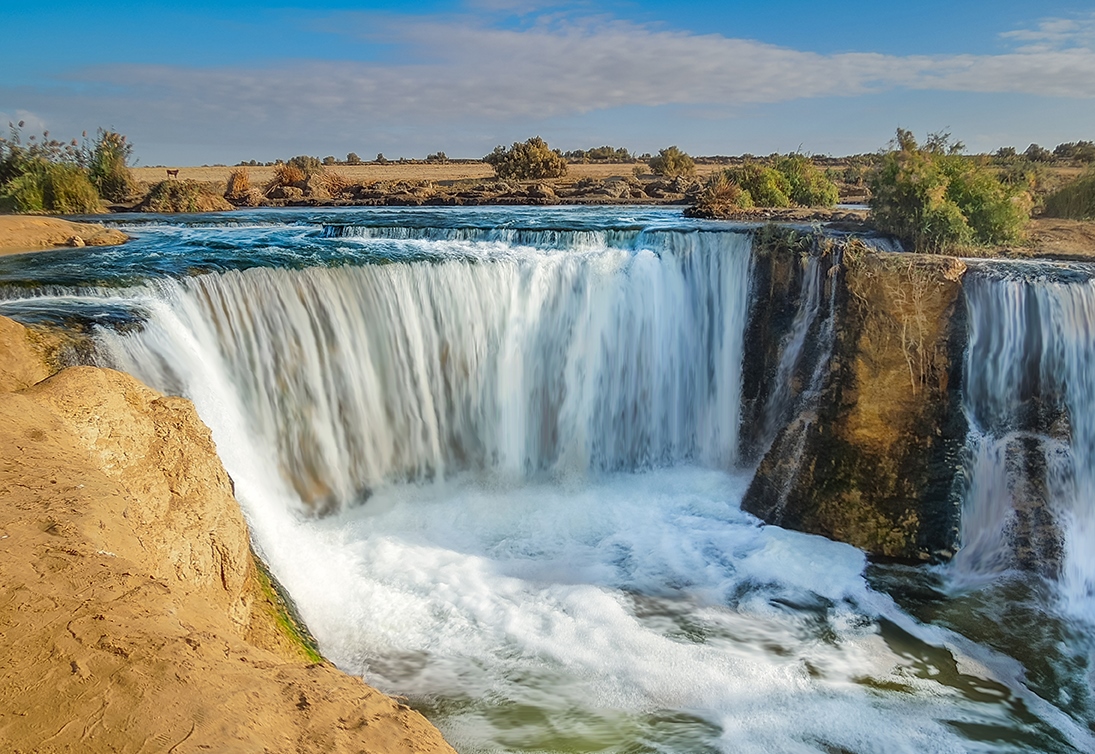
[0,316,455,753]
[742,232,969,562]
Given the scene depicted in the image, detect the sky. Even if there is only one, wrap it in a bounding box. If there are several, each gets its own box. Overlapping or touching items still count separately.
[2,0,1094,165]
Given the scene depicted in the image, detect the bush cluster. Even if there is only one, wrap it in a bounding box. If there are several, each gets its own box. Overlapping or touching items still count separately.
[687,154,839,216]
[143,180,232,213]
[0,123,132,214]
[869,129,1031,252]
[484,137,567,180]
[1042,168,1095,220]
[564,146,633,163]
[648,147,695,178]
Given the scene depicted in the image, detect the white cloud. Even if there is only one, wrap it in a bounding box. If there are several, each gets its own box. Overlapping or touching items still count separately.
[1001,13,1095,52]
[67,12,1095,127]
[5,10,1095,160]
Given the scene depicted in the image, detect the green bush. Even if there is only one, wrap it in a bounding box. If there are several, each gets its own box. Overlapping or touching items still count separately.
[1042,169,1095,220]
[723,163,791,207]
[869,130,1030,252]
[87,129,136,202]
[484,137,567,180]
[44,163,102,213]
[0,170,46,213]
[0,160,101,214]
[774,154,839,207]
[647,146,695,178]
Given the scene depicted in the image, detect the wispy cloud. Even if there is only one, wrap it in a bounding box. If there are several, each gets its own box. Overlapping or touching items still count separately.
[1001,13,1095,53]
[5,9,1094,160]
[71,13,1095,120]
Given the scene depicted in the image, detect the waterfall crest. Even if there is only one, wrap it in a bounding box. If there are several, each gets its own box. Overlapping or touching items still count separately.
[99,230,754,512]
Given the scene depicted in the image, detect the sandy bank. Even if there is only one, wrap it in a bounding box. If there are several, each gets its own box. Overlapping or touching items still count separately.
[0,215,128,255]
[0,316,454,753]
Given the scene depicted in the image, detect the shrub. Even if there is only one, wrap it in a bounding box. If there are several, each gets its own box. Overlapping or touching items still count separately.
[225,168,252,200]
[0,160,101,214]
[0,170,45,213]
[684,173,754,217]
[143,180,233,213]
[346,152,361,165]
[565,146,633,163]
[317,170,351,195]
[869,130,1030,252]
[87,129,136,202]
[1023,143,1054,163]
[1042,169,1095,220]
[648,146,695,178]
[286,155,323,175]
[322,155,336,166]
[1053,141,1095,164]
[269,163,306,189]
[484,136,567,180]
[723,163,791,207]
[44,163,102,213]
[773,154,839,207]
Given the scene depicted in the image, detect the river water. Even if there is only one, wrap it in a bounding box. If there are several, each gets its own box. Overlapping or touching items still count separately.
[1,207,1092,753]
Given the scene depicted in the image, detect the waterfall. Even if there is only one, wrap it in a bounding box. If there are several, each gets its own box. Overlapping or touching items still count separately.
[97,229,754,513]
[956,265,1095,620]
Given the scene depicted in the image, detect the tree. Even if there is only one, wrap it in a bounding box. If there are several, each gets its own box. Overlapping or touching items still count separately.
[483,136,567,180]
[647,146,695,178]
[346,152,362,165]
[322,155,336,166]
[1024,143,1054,163]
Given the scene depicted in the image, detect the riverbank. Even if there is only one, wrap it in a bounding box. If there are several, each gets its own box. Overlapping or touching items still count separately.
[0,315,456,753]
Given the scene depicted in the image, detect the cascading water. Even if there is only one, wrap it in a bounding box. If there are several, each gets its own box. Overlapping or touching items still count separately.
[955,264,1095,621]
[2,207,1092,753]
[99,230,751,511]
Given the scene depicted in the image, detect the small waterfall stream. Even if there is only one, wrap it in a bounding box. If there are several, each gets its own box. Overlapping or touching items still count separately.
[955,265,1095,621]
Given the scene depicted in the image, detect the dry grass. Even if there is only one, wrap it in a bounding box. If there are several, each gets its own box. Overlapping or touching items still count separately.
[133,162,728,188]
[224,168,251,200]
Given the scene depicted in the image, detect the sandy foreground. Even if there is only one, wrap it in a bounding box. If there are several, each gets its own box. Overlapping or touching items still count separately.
[0,216,128,255]
[0,316,455,753]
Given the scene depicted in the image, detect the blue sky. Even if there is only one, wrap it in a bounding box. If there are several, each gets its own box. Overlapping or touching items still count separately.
[2,1,1094,164]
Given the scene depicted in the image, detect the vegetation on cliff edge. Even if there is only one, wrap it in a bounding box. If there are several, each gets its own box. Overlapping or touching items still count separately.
[869,129,1031,253]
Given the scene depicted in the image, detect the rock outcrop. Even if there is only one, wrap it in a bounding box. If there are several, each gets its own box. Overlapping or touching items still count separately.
[742,234,969,561]
[0,316,455,753]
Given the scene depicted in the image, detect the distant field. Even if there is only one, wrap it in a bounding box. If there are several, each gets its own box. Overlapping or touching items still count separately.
[132,162,729,186]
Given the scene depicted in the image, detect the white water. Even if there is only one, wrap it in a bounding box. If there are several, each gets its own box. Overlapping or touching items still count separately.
[957,269,1095,623]
[78,225,1094,752]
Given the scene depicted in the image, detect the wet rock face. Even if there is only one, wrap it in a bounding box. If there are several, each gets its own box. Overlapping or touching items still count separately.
[742,244,970,562]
